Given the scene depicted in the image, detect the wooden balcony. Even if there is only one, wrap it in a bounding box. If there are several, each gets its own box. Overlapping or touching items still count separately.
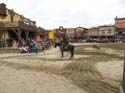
[0,21,37,32]
[0,21,19,27]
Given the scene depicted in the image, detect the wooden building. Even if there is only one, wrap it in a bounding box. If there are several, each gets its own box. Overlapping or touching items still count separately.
[0,3,37,47]
[87,27,99,39]
[36,27,49,41]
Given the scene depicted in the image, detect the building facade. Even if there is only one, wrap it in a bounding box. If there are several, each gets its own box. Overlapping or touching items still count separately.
[87,27,99,39]
[0,3,37,47]
[98,25,115,40]
[74,27,87,41]
[66,28,75,42]
[115,17,125,39]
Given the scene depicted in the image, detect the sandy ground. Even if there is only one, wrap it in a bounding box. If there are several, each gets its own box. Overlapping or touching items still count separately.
[70,43,99,46]
[0,47,88,93]
[0,44,124,93]
[84,47,123,81]
[96,60,123,81]
[84,47,124,57]
[0,66,86,93]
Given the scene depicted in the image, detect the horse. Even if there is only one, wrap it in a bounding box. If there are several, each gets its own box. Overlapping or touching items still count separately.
[53,42,75,59]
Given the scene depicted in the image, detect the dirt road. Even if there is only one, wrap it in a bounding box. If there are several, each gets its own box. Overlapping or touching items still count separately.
[0,45,123,93]
[0,48,87,93]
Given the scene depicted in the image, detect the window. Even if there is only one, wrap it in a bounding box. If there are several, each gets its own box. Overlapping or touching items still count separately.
[101,30,105,34]
[108,29,111,34]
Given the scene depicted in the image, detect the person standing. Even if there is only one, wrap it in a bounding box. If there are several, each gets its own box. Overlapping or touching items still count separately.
[33,42,39,54]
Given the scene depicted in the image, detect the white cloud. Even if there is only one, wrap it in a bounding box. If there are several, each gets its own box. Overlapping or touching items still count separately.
[0,0,125,29]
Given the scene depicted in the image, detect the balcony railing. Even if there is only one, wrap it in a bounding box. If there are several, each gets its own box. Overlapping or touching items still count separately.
[0,21,19,27]
[0,21,37,31]
[19,21,37,31]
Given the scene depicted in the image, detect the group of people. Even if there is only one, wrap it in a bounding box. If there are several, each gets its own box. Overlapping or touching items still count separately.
[19,38,53,54]
[0,33,69,54]
[19,38,39,54]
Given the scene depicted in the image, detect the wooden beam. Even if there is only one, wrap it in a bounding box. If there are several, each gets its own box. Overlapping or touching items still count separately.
[13,29,22,41]
[13,30,18,35]
[26,31,29,45]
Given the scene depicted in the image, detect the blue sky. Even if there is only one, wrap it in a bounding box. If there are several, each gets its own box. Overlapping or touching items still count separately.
[0,0,125,29]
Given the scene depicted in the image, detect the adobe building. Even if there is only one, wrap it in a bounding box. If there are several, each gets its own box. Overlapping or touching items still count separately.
[0,3,37,47]
[87,27,99,39]
[98,25,115,40]
[115,17,125,39]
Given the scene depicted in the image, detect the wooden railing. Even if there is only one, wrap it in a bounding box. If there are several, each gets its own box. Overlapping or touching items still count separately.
[0,21,37,31]
[0,21,19,27]
[19,21,37,31]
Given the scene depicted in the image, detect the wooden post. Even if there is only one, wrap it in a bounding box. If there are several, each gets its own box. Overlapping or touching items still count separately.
[13,29,22,42]
[3,31,6,47]
[17,32,21,41]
